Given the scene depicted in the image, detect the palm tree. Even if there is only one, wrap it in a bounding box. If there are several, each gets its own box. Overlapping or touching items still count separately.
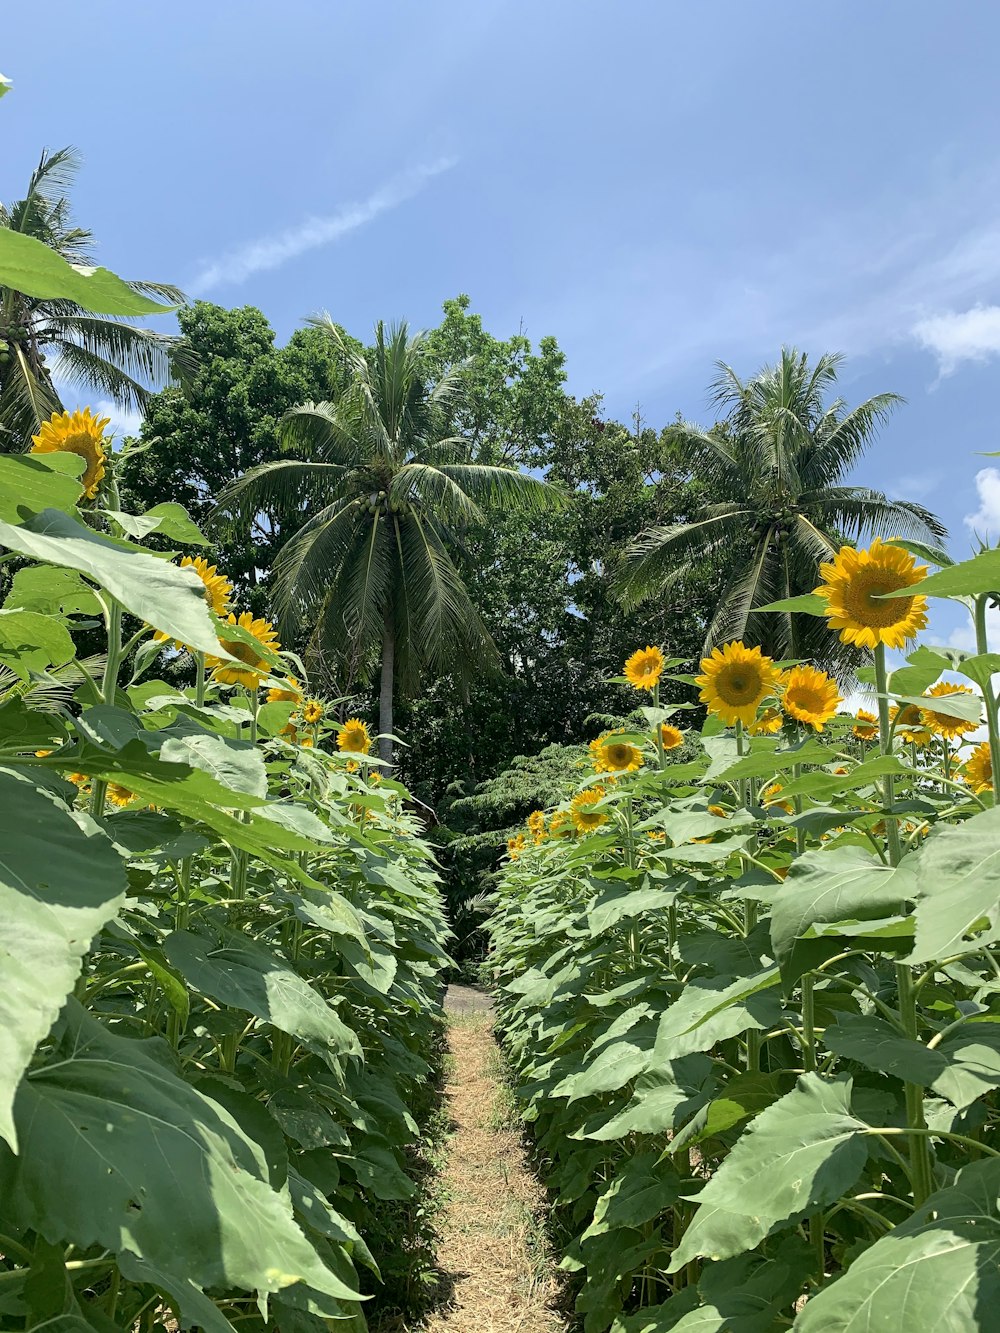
[219,317,562,764]
[620,348,946,673]
[0,147,190,449]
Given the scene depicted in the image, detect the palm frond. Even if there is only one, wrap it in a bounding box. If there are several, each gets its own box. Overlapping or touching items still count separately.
[619,508,754,605]
[802,393,904,486]
[216,457,349,516]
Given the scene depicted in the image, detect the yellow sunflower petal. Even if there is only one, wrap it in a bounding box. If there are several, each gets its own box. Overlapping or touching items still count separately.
[624,645,665,691]
[814,539,928,649]
[30,407,108,499]
[696,641,778,728]
[781,664,842,731]
[206,611,281,688]
[337,718,372,754]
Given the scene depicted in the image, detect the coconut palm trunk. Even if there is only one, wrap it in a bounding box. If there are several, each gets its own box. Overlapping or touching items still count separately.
[379,611,395,767]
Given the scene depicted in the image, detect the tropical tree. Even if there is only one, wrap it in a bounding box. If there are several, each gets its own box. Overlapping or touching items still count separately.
[620,348,947,672]
[218,317,561,763]
[0,147,189,449]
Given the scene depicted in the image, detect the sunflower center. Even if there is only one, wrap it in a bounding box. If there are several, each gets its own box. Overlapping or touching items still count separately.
[845,572,914,627]
[788,686,825,714]
[606,744,631,766]
[718,667,760,704]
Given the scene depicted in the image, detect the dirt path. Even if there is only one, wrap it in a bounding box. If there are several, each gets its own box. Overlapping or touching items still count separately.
[419,986,564,1333]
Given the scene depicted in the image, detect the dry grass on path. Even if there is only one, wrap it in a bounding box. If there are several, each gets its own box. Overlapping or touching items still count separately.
[412,987,565,1333]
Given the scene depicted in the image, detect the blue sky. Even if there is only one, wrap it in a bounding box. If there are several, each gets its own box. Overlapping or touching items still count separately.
[5,2,1000,652]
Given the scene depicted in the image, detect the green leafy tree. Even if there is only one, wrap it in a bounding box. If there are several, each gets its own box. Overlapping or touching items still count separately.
[0,148,188,449]
[219,316,560,763]
[620,348,947,671]
[122,302,351,612]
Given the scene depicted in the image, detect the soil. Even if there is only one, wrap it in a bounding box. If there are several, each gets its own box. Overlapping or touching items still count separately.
[417,986,565,1333]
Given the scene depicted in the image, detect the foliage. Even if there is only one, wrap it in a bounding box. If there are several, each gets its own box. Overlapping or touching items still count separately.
[621,348,947,675]
[121,301,352,620]
[488,543,1000,1331]
[0,411,449,1329]
[0,147,190,450]
[217,316,560,763]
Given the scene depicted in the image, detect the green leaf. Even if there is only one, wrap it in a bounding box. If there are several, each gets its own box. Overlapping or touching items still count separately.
[891,690,982,723]
[0,228,176,313]
[0,509,228,656]
[669,1075,867,1270]
[4,565,100,616]
[933,1020,1000,1110]
[159,732,268,799]
[585,1057,713,1141]
[1,1003,361,1306]
[779,754,913,802]
[770,846,917,983]
[587,885,677,934]
[887,645,954,697]
[910,807,1000,963]
[957,652,1000,695]
[0,454,83,522]
[672,1071,795,1152]
[794,1157,1000,1332]
[556,1022,658,1101]
[584,1153,684,1238]
[755,594,827,615]
[0,610,75,678]
[142,501,211,546]
[702,735,831,781]
[163,928,361,1063]
[822,1013,946,1085]
[891,546,1000,600]
[0,769,126,1151]
[653,971,783,1059]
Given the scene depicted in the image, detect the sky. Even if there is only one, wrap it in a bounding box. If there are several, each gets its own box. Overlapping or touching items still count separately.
[5,1,1000,656]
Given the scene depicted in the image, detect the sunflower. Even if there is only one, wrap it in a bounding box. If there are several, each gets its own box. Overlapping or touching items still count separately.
[280,722,299,744]
[268,675,303,704]
[647,830,666,842]
[814,539,929,649]
[549,809,573,839]
[624,645,665,691]
[338,718,372,755]
[105,783,136,808]
[155,556,234,647]
[302,699,324,725]
[67,772,89,789]
[963,742,993,793]
[507,833,527,860]
[34,748,54,758]
[571,787,608,833]
[345,759,360,774]
[762,783,793,814]
[920,682,980,740]
[659,723,684,750]
[527,810,547,844]
[750,707,783,736]
[696,641,778,728]
[590,733,643,773]
[301,736,314,749]
[891,704,931,747]
[708,804,729,818]
[782,664,842,731]
[853,709,878,741]
[208,612,281,688]
[30,407,108,498]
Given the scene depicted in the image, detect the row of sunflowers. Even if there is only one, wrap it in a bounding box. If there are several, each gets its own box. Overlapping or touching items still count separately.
[0,407,449,1331]
[490,535,1000,1331]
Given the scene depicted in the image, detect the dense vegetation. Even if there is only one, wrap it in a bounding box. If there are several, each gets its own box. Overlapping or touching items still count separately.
[490,563,1000,1330]
[9,69,1000,1333]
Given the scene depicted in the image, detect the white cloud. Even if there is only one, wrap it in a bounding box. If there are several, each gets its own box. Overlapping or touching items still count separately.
[93,399,144,442]
[912,304,1000,377]
[189,157,457,294]
[965,467,1000,537]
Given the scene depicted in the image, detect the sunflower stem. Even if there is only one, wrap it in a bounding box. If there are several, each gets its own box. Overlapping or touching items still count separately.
[875,642,933,1206]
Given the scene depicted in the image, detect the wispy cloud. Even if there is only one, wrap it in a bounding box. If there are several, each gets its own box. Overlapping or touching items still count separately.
[189,157,457,294]
[913,304,1000,377]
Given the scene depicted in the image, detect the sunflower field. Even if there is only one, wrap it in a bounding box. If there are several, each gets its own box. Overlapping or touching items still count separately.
[0,410,449,1330]
[490,539,1000,1331]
